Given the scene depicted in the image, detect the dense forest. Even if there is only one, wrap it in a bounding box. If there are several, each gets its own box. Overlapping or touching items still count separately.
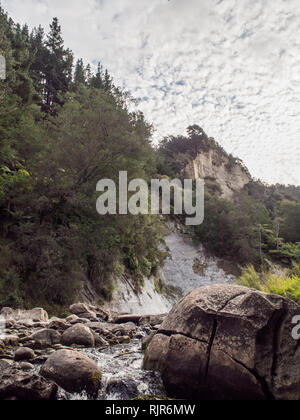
[0,9,299,312]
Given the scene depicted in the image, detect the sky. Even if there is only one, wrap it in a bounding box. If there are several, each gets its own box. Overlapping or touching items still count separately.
[2,0,300,186]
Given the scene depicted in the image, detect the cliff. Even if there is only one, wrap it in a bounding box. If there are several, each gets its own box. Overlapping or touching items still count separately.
[184,148,251,199]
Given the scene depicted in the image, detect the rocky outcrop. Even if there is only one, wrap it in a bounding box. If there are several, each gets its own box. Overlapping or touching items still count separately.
[184,149,251,199]
[40,350,102,396]
[144,284,300,400]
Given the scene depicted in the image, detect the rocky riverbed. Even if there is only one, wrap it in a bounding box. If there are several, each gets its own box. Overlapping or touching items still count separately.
[2,285,300,400]
[0,303,167,400]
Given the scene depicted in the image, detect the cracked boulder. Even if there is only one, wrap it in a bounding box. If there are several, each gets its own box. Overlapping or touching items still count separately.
[143,284,300,400]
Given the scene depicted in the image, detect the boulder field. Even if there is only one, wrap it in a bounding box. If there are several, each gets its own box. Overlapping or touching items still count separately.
[1,286,300,400]
[0,302,166,400]
[143,284,300,400]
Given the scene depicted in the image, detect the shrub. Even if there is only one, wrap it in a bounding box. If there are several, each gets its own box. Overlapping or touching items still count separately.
[237,265,300,305]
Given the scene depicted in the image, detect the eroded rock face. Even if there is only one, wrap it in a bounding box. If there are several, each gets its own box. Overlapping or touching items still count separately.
[40,350,102,396]
[184,149,251,199]
[144,284,300,400]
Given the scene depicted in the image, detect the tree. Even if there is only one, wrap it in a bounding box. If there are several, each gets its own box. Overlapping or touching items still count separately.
[43,17,73,111]
[73,58,86,87]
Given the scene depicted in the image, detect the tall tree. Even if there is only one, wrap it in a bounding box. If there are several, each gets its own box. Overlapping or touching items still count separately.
[43,17,73,111]
[73,58,86,87]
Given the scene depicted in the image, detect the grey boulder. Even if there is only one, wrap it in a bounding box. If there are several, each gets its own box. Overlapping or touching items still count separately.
[144,284,300,400]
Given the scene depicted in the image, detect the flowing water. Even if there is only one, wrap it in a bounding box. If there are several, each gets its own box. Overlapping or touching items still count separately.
[54,335,165,400]
[54,227,237,400]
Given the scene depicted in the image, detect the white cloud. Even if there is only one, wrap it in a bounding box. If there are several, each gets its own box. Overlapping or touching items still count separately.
[2,0,300,185]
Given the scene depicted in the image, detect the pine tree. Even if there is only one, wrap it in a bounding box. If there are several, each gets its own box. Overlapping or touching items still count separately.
[43,17,73,111]
[74,58,86,87]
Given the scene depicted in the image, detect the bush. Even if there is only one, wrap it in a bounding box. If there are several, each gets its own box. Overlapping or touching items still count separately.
[237,264,300,305]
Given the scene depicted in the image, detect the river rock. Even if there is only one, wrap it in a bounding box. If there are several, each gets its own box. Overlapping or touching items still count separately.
[61,324,95,347]
[69,303,97,321]
[3,335,19,346]
[106,378,138,400]
[48,318,70,332]
[14,347,35,361]
[144,284,300,400]
[19,362,34,371]
[29,329,61,348]
[1,307,48,324]
[0,359,57,400]
[40,349,102,396]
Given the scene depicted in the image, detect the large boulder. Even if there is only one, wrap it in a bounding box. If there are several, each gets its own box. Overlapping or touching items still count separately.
[40,350,102,396]
[29,329,61,348]
[0,359,57,400]
[61,324,95,347]
[144,284,300,400]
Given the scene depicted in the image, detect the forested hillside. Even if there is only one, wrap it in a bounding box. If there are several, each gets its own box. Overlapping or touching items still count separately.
[0,9,166,311]
[0,9,299,312]
[158,129,300,267]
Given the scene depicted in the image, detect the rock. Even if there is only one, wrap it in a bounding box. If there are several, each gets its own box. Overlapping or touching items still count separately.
[19,362,34,371]
[69,303,97,321]
[139,314,167,327]
[69,303,109,322]
[61,324,95,347]
[66,314,79,323]
[4,335,19,346]
[113,314,142,325]
[69,303,91,315]
[1,307,48,324]
[48,318,70,332]
[0,360,57,400]
[40,350,102,396]
[29,329,61,347]
[106,378,138,400]
[144,284,300,400]
[92,331,109,347]
[14,347,35,361]
[114,322,137,337]
[142,331,156,351]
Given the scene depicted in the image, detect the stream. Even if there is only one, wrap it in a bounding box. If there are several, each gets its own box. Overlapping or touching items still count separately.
[53,335,165,400]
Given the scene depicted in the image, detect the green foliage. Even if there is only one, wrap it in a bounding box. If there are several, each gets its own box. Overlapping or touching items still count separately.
[237,265,300,305]
[0,10,166,310]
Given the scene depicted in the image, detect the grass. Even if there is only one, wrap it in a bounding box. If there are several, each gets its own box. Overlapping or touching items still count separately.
[237,264,300,305]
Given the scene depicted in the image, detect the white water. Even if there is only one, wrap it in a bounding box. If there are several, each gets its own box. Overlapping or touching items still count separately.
[55,336,165,400]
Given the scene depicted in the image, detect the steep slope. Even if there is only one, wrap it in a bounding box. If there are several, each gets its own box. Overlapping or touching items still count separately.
[185,148,251,199]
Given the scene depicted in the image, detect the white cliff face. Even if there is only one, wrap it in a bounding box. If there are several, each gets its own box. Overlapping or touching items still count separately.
[107,227,237,314]
[106,276,172,315]
[185,149,251,199]
[160,230,236,298]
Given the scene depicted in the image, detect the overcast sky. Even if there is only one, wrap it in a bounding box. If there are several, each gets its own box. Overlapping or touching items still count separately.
[2,0,300,185]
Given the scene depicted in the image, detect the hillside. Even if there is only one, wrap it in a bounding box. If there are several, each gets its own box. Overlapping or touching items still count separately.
[0,9,299,314]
